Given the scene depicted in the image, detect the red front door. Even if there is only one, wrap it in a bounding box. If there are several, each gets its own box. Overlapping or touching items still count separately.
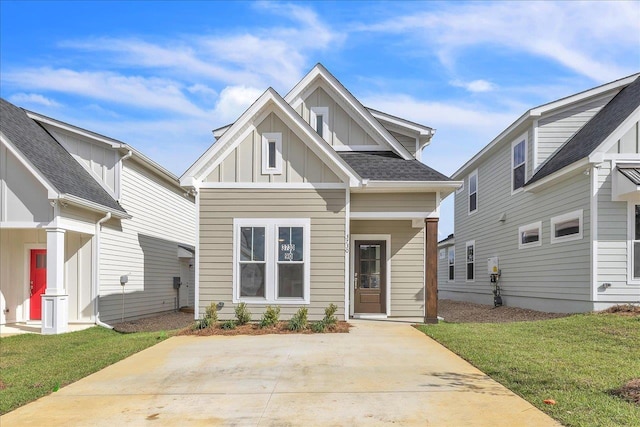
[30,249,47,320]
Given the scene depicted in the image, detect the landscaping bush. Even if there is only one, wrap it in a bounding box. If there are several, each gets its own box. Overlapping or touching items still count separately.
[220,320,237,330]
[260,305,280,328]
[288,307,308,331]
[310,321,326,333]
[192,317,211,330]
[205,302,219,324]
[234,302,251,325]
[323,303,338,329]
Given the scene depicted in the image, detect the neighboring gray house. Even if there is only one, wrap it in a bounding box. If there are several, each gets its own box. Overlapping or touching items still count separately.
[181,64,460,322]
[0,98,196,334]
[440,74,640,313]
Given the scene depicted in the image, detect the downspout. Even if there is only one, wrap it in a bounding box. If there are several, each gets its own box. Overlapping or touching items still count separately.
[94,212,113,329]
[121,150,133,162]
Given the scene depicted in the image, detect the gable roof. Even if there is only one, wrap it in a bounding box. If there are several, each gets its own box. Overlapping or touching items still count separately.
[339,151,450,182]
[528,76,640,185]
[284,64,414,160]
[0,98,127,216]
[181,87,361,187]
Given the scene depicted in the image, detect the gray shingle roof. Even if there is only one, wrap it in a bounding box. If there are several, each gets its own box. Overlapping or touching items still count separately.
[528,76,640,185]
[338,151,451,181]
[0,98,126,214]
[619,167,640,185]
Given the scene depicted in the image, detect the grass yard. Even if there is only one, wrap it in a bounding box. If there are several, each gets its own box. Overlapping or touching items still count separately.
[417,313,640,427]
[0,327,170,415]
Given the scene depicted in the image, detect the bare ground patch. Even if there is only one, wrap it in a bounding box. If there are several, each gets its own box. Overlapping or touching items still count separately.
[437,299,569,323]
[611,378,640,405]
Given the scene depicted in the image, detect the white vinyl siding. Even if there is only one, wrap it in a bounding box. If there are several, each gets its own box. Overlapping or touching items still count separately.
[199,189,345,321]
[350,220,424,317]
[99,160,196,322]
[350,192,436,214]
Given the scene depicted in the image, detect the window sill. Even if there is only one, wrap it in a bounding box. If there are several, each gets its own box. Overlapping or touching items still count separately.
[233,298,310,305]
[550,234,583,244]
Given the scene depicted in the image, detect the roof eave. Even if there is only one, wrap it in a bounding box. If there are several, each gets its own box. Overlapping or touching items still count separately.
[352,180,462,194]
[59,194,131,219]
[524,158,591,193]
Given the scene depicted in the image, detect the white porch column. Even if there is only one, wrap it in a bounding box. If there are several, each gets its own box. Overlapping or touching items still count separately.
[42,227,68,334]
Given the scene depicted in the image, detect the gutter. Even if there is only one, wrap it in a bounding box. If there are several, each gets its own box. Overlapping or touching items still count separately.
[59,194,131,219]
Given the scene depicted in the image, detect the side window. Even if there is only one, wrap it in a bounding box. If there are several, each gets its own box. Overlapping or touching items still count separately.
[468,170,478,214]
[550,210,583,244]
[448,248,455,281]
[518,221,542,249]
[466,241,475,281]
[310,107,329,142]
[512,135,527,192]
[261,133,282,175]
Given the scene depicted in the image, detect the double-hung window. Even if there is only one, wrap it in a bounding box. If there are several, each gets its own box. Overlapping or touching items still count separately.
[466,241,475,281]
[234,218,310,304]
[448,247,455,281]
[468,170,478,214]
[512,135,527,192]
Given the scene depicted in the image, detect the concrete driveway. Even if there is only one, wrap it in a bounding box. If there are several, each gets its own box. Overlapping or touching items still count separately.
[2,320,559,426]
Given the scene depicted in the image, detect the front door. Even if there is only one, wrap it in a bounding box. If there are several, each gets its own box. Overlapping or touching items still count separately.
[179,259,190,308]
[30,249,47,320]
[354,241,386,314]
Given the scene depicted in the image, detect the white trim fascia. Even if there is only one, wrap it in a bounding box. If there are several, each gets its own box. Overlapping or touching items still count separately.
[0,221,47,229]
[517,221,542,249]
[533,119,539,171]
[589,106,640,160]
[27,112,123,149]
[591,164,599,300]
[550,209,584,244]
[182,88,361,188]
[353,180,462,193]
[350,211,438,220]
[194,190,200,319]
[333,145,389,152]
[511,133,528,195]
[0,133,59,199]
[344,188,350,321]
[284,64,414,160]
[627,202,640,285]
[524,158,591,193]
[349,234,392,317]
[452,73,640,180]
[58,194,131,220]
[47,216,96,235]
[199,182,348,190]
[24,243,47,322]
[435,191,441,217]
[367,108,434,137]
[213,124,232,139]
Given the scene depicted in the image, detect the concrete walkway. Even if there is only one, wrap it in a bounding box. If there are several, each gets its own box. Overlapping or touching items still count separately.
[1,320,559,426]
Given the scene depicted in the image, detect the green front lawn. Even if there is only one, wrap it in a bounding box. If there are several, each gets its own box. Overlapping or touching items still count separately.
[0,327,170,414]
[417,314,640,427]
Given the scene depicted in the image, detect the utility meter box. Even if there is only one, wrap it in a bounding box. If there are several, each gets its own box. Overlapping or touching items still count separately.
[173,277,181,289]
[487,257,500,275]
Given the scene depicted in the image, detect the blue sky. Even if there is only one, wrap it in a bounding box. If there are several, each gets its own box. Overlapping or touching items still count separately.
[1,1,639,237]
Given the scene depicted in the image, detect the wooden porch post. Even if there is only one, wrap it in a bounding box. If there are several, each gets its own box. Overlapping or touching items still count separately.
[424,218,439,324]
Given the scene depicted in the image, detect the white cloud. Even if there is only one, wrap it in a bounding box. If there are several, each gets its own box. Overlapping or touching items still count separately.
[9,93,61,107]
[360,1,640,82]
[450,79,496,93]
[212,85,264,124]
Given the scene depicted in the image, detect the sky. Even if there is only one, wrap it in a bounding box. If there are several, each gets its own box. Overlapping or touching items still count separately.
[1,1,639,237]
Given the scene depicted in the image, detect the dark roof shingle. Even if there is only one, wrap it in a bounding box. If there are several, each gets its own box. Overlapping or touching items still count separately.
[528,76,640,185]
[0,98,126,214]
[338,151,451,182]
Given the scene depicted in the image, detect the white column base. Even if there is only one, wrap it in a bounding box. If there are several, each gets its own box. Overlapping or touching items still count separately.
[41,294,68,334]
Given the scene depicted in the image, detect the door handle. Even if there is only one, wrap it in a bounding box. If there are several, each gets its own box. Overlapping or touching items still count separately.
[354,273,358,289]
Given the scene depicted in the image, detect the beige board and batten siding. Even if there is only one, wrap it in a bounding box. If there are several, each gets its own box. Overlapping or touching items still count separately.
[99,160,196,322]
[300,86,380,148]
[445,126,593,312]
[351,220,425,317]
[351,193,436,214]
[199,189,346,321]
[536,94,615,169]
[205,112,341,184]
[388,130,417,158]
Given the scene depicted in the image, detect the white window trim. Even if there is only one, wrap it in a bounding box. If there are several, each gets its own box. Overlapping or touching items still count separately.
[465,240,475,282]
[627,202,640,285]
[232,218,311,304]
[518,221,542,249]
[310,107,329,142]
[550,209,583,244]
[261,132,282,175]
[447,247,455,282]
[511,133,527,195]
[468,169,478,215]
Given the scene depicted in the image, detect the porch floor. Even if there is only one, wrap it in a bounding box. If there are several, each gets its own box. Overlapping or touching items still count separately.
[0,322,95,337]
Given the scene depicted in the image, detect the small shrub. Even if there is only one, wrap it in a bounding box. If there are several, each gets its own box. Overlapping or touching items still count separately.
[288,307,308,331]
[221,319,237,330]
[234,302,252,325]
[323,303,338,329]
[311,321,326,333]
[205,302,219,324]
[193,317,212,330]
[260,305,281,328]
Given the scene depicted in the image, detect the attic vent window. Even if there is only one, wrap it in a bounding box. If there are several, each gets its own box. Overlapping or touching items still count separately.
[261,133,282,175]
[310,107,329,142]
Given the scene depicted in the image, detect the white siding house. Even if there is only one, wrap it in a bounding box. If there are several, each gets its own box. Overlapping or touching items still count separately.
[0,99,196,333]
[440,74,640,313]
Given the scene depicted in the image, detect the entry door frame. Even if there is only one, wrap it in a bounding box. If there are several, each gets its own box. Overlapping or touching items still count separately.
[349,234,391,317]
[23,243,46,322]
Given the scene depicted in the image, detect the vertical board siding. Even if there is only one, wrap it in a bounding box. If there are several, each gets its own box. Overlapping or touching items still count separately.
[351,220,424,317]
[205,112,342,184]
[65,232,93,322]
[99,161,196,322]
[199,189,346,321]
[351,193,436,213]
[444,135,593,312]
[536,94,614,169]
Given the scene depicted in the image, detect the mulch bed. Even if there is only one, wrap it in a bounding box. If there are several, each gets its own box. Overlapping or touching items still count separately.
[611,378,640,405]
[600,304,640,317]
[112,311,195,333]
[437,299,569,323]
[179,321,350,336]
